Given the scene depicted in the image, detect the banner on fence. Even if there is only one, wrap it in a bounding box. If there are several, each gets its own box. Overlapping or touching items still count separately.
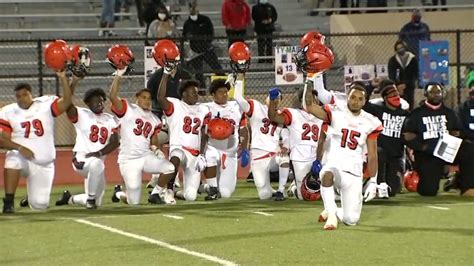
[343,64,388,90]
[274,46,304,85]
[419,40,449,87]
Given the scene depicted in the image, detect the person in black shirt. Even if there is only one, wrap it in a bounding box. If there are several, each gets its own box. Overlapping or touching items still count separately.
[455,78,474,197]
[364,80,409,197]
[402,82,461,196]
[146,65,193,118]
[388,40,419,110]
[183,2,223,87]
[252,0,277,63]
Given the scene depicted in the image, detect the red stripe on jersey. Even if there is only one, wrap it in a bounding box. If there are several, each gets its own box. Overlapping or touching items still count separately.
[0,119,12,133]
[323,104,332,124]
[368,125,383,140]
[164,101,174,116]
[203,112,211,125]
[182,146,200,157]
[281,109,292,126]
[253,152,276,161]
[111,98,128,118]
[329,95,335,105]
[239,114,247,127]
[50,98,60,117]
[246,99,254,117]
[322,122,329,133]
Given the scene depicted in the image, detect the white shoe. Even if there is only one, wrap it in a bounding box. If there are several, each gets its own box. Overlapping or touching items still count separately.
[164,189,176,205]
[146,175,159,189]
[318,210,328,223]
[323,213,338,230]
[377,182,390,199]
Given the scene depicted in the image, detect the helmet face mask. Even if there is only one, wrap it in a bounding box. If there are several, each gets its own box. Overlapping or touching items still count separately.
[68,45,91,77]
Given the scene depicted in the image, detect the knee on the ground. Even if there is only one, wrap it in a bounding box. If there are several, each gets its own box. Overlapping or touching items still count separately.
[342,213,360,226]
[257,187,273,200]
[184,189,197,201]
[29,197,49,210]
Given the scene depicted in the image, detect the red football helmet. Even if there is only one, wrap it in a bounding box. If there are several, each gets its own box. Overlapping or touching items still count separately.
[152,39,180,68]
[229,41,250,73]
[68,45,91,77]
[207,118,235,140]
[107,44,134,70]
[303,42,334,74]
[44,40,69,71]
[301,172,321,201]
[404,170,420,192]
[299,31,325,48]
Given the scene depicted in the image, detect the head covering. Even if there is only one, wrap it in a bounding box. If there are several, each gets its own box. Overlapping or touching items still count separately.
[466,71,474,88]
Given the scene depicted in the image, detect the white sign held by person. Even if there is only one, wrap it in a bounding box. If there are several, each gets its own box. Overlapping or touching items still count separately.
[344,64,388,91]
[275,46,304,85]
[433,133,463,163]
[144,46,161,87]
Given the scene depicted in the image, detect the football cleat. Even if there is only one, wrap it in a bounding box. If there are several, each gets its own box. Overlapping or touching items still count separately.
[318,210,328,223]
[323,213,338,230]
[274,191,285,201]
[165,189,177,205]
[86,199,97,209]
[19,197,29,207]
[377,183,390,199]
[55,190,72,206]
[204,186,220,201]
[2,198,14,214]
[148,193,164,204]
[287,180,297,198]
[111,185,122,203]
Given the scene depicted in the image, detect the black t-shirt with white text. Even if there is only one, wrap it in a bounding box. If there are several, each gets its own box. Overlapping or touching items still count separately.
[364,101,409,158]
[402,102,461,153]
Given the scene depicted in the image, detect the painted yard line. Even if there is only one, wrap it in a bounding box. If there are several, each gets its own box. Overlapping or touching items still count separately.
[73,219,237,266]
[427,206,450,210]
[252,211,274,217]
[163,214,184,220]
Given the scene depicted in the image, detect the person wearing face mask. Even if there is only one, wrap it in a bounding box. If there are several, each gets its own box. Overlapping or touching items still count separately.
[252,0,277,63]
[183,2,223,87]
[399,9,431,57]
[388,40,418,109]
[363,80,410,198]
[402,82,461,197]
[147,4,176,40]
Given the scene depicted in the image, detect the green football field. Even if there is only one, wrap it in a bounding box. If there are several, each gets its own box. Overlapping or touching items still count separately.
[1,181,473,265]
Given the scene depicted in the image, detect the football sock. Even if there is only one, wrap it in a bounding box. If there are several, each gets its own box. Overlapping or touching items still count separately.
[72,194,87,206]
[321,186,337,215]
[207,177,217,187]
[5,193,14,203]
[151,185,165,195]
[278,166,289,192]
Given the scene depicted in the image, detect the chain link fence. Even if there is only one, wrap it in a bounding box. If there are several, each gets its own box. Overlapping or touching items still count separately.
[0,30,472,146]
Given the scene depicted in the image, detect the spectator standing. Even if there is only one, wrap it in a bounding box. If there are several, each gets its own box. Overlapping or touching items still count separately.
[142,0,162,38]
[99,0,116,36]
[222,0,251,48]
[252,0,278,63]
[432,0,448,11]
[339,0,360,14]
[399,9,430,56]
[402,82,461,197]
[183,2,223,87]
[147,4,176,40]
[366,0,387,13]
[388,40,418,109]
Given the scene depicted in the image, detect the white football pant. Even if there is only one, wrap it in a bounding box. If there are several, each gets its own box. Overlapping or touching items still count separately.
[5,150,54,210]
[71,153,106,206]
[169,147,201,201]
[251,149,289,199]
[119,152,175,205]
[205,145,238,198]
[292,160,313,200]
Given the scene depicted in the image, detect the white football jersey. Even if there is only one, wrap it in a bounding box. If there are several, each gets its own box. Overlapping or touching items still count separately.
[204,101,245,153]
[112,99,162,163]
[247,99,282,153]
[70,107,120,154]
[0,96,59,165]
[165,97,210,152]
[323,104,382,174]
[280,108,324,162]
